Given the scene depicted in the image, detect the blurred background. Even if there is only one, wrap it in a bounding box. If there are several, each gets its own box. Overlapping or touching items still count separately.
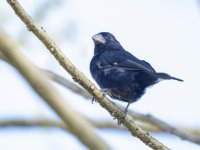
[0,0,200,149]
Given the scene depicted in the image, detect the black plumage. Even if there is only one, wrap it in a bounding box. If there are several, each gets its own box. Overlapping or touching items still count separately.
[90,32,183,113]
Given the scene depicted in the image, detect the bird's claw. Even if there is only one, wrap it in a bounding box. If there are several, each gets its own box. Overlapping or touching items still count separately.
[91,97,97,104]
[113,117,121,125]
[113,110,127,125]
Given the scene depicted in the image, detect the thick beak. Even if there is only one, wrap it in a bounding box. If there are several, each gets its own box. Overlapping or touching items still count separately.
[92,34,106,45]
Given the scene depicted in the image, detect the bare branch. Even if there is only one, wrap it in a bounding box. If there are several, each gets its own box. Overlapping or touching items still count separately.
[0,119,200,137]
[0,29,111,150]
[0,119,119,131]
[43,69,91,99]
[129,111,200,144]
[3,44,200,145]
[0,51,7,61]
[43,70,200,144]
[5,0,170,149]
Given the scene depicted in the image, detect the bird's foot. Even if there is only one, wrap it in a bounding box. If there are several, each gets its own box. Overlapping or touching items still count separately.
[123,102,131,115]
[113,114,127,125]
[91,97,97,104]
[114,102,131,125]
[113,117,122,125]
[113,109,128,126]
[123,108,128,116]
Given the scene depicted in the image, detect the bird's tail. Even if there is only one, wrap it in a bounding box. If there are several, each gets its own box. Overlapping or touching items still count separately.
[156,72,183,82]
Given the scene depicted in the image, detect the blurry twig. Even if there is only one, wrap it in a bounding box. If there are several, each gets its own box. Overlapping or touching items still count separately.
[0,119,119,131]
[128,111,200,144]
[34,0,63,22]
[18,0,63,46]
[0,119,199,137]
[43,69,91,99]
[6,1,170,149]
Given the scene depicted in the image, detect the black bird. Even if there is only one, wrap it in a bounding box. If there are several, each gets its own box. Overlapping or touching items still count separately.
[90,32,183,113]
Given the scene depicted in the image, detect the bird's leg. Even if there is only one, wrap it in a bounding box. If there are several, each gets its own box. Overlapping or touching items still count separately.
[123,102,131,115]
[118,102,131,125]
[91,88,108,104]
[114,102,132,125]
[91,97,96,104]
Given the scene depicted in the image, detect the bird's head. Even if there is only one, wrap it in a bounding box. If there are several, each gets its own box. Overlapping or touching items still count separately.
[92,32,123,54]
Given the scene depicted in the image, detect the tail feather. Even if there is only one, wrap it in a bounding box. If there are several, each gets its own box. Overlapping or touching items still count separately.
[156,72,183,82]
[170,76,184,82]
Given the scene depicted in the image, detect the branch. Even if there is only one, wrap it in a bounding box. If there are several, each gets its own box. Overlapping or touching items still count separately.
[0,119,119,131]
[41,70,200,144]
[6,0,170,149]
[2,38,199,145]
[43,69,91,99]
[0,119,200,137]
[0,119,149,132]
[129,111,200,144]
[0,29,111,150]
[0,51,7,61]
[1,118,199,141]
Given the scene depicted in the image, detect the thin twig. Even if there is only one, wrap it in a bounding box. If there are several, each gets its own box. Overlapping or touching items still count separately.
[6,1,170,149]
[0,119,118,131]
[129,111,200,144]
[0,119,200,137]
[43,69,91,99]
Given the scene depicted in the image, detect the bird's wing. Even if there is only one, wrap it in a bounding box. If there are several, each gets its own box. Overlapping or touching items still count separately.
[100,53,156,73]
[140,60,156,72]
[114,59,155,72]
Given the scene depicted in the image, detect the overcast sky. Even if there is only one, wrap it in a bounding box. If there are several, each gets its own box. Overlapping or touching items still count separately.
[1,0,200,149]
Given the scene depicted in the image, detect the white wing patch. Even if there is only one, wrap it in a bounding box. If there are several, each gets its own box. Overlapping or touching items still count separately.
[96,61,102,68]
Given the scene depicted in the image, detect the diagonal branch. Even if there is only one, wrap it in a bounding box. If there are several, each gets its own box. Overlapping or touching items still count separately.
[6,0,170,149]
[2,48,200,145]
[43,69,91,99]
[43,69,200,144]
[0,29,111,150]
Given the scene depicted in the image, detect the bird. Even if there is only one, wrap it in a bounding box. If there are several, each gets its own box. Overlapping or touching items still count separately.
[90,32,183,114]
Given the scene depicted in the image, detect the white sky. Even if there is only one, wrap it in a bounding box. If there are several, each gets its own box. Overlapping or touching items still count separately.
[0,0,200,150]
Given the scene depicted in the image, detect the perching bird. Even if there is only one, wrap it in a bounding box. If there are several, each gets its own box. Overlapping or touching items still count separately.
[90,32,183,114]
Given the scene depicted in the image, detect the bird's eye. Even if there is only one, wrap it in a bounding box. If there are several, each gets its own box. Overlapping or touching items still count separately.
[107,36,112,40]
